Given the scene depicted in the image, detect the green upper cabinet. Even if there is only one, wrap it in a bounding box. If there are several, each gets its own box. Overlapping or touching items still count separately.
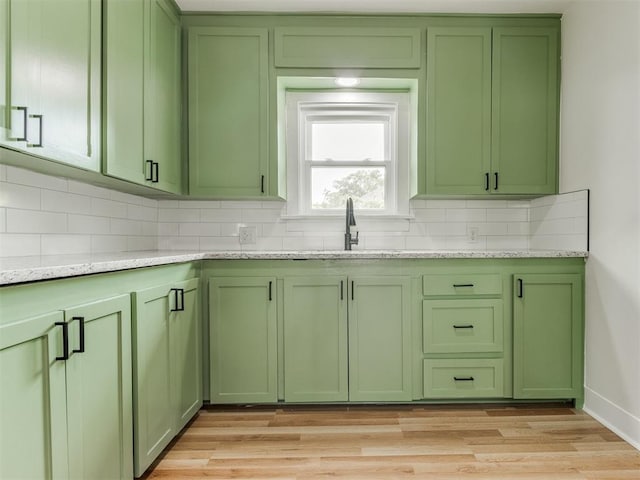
[513,274,583,402]
[0,0,101,170]
[103,0,182,194]
[283,276,349,402]
[348,277,412,402]
[188,27,271,197]
[426,27,492,195]
[209,277,278,403]
[274,27,421,68]
[424,25,559,196]
[492,28,559,195]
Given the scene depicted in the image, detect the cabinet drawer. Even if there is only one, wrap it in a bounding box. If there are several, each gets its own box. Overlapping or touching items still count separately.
[423,359,503,398]
[422,273,502,296]
[274,27,421,68]
[423,299,503,353]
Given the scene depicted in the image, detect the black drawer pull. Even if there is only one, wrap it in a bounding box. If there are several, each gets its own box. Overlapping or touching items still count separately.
[453,325,474,329]
[453,283,474,288]
[72,317,85,354]
[454,376,474,382]
[268,281,272,301]
[517,278,524,298]
[170,288,185,311]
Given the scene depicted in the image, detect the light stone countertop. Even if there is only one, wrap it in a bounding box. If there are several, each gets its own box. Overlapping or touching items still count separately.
[0,249,588,286]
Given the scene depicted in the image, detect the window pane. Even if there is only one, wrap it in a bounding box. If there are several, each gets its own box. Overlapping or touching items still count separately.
[311,123,385,161]
[311,167,385,210]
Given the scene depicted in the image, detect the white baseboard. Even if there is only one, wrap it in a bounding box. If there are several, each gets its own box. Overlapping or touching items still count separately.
[583,386,640,451]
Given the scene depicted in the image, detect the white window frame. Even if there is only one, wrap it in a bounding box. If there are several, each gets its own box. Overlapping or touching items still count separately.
[285,90,410,218]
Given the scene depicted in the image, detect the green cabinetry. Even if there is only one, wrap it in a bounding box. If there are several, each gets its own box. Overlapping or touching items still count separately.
[209,277,278,403]
[188,27,271,197]
[0,0,101,170]
[283,276,349,402]
[0,295,133,480]
[132,277,201,477]
[103,0,182,194]
[425,26,558,195]
[513,274,583,402]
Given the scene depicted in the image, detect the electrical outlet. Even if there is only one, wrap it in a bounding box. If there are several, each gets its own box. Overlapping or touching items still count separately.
[468,226,479,243]
[238,226,257,245]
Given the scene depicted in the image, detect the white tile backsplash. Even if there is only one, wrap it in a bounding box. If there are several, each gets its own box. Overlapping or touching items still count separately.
[0,166,589,258]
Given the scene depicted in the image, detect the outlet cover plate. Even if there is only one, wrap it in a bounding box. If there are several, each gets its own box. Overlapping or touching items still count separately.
[239,226,257,244]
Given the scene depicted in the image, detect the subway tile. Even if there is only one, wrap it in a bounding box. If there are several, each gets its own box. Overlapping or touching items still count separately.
[41,234,91,255]
[91,235,128,254]
[199,236,241,251]
[407,222,428,236]
[179,200,220,209]
[7,209,67,233]
[486,208,528,222]
[253,236,283,251]
[486,236,528,250]
[428,223,467,237]
[0,207,5,233]
[68,214,111,234]
[261,200,286,210]
[6,166,68,191]
[68,179,111,199]
[200,223,222,236]
[158,236,199,251]
[283,236,323,250]
[91,197,128,218]
[322,237,344,250]
[110,190,144,206]
[179,223,202,236]
[507,222,530,236]
[41,190,92,215]
[141,221,158,236]
[362,235,406,250]
[412,208,446,222]
[127,204,158,221]
[220,201,263,209]
[506,200,531,208]
[0,182,42,209]
[242,208,282,223]
[262,221,288,237]
[423,199,467,209]
[405,236,444,250]
[127,236,157,251]
[466,199,508,208]
[0,233,41,256]
[158,208,200,222]
[157,200,180,208]
[445,208,486,222]
[111,218,143,235]
[200,208,242,222]
[0,165,6,181]
[468,222,509,236]
[158,222,180,236]
[142,197,159,209]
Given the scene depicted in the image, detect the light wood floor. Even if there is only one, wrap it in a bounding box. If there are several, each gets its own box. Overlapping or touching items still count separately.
[144,404,640,479]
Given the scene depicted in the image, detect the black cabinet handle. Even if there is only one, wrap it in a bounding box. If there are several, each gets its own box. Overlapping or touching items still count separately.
[145,160,154,181]
[12,106,28,141]
[454,376,474,381]
[453,283,474,288]
[268,281,272,301]
[340,280,343,300]
[351,281,354,301]
[152,161,159,183]
[55,322,69,361]
[517,278,523,298]
[170,288,185,311]
[453,325,474,329]
[72,317,85,354]
[494,172,499,190]
[484,172,489,191]
[28,114,43,147]
[261,175,265,194]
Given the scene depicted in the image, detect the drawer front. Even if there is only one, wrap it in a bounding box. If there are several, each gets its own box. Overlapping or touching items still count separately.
[423,299,503,353]
[422,273,502,296]
[423,359,504,398]
[274,27,421,68]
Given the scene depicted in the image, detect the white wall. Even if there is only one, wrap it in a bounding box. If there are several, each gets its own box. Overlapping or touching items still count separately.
[561,0,640,448]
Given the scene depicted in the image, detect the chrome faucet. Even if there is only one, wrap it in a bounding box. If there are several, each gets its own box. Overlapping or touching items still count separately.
[344,197,359,250]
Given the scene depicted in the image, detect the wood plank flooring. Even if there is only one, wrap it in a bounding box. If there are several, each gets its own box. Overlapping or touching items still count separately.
[144,404,640,479]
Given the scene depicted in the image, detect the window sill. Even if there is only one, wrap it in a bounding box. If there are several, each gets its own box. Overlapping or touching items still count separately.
[281,214,414,222]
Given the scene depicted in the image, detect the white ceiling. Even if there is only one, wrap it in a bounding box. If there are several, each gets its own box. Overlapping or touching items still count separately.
[175,0,578,14]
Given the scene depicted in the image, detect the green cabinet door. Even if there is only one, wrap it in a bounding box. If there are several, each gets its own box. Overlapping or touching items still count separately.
[144,0,182,194]
[492,28,558,194]
[348,277,412,401]
[1,0,100,170]
[513,274,583,401]
[188,27,270,197]
[426,27,492,195]
[103,0,182,193]
[132,283,174,476]
[283,276,348,402]
[209,277,277,403]
[0,312,69,480]
[171,278,202,430]
[64,295,133,480]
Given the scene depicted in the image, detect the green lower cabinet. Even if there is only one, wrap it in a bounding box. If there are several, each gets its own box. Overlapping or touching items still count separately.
[424,359,504,398]
[513,274,583,401]
[0,296,133,480]
[349,277,412,401]
[133,278,201,477]
[283,276,349,402]
[209,277,277,403]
